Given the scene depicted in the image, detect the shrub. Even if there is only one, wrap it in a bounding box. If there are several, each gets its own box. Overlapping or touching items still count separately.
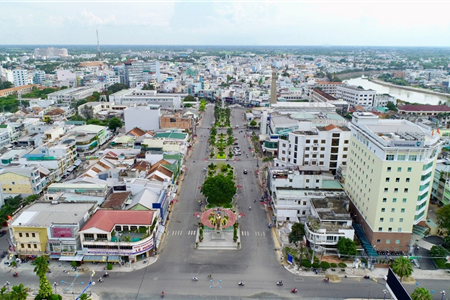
[338,262,347,268]
[331,263,338,268]
[107,263,113,270]
[312,262,320,269]
[301,260,312,268]
[71,261,77,268]
[320,261,330,270]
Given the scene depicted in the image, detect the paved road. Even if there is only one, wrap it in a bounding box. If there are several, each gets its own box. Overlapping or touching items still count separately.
[1,105,450,299]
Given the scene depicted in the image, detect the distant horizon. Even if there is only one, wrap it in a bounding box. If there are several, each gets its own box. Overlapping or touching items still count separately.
[2,44,450,48]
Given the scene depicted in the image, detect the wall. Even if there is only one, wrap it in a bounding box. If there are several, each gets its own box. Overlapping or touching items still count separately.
[0,173,33,194]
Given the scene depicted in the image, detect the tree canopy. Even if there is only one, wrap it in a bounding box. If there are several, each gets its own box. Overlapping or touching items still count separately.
[108,117,123,132]
[201,174,236,206]
[0,81,13,90]
[249,120,257,127]
[411,287,432,300]
[288,222,305,246]
[391,256,413,281]
[336,237,357,256]
[436,204,450,234]
[107,83,128,94]
[184,95,196,102]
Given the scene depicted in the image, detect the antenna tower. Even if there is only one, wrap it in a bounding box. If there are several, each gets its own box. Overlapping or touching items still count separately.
[96,30,101,60]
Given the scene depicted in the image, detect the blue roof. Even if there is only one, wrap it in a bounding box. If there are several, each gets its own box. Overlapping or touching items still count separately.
[353,223,379,257]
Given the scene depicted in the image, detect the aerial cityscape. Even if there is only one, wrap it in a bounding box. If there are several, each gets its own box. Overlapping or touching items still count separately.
[1,1,450,300]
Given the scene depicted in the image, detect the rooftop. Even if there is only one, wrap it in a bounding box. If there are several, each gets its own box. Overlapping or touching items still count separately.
[80,210,155,232]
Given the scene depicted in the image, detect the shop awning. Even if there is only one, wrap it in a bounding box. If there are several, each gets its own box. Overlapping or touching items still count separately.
[49,255,61,259]
[83,255,106,262]
[108,255,120,262]
[59,254,84,262]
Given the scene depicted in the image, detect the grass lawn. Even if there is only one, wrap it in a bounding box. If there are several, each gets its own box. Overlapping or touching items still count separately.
[217,154,226,159]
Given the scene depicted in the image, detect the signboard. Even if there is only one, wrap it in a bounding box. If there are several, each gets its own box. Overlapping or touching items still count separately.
[52,227,73,238]
[389,141,423,148]
[287,254,293,264]
[386,268,412,300]
[85,237,154,256]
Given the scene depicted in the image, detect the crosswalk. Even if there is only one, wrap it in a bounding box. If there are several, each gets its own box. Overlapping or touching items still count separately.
[169,230,266,237]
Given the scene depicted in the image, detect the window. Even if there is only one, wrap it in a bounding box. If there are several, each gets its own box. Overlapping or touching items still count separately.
[386,155,394,161]
[20,244,24,249]
[306,140,310,144]
[386,239,391,244]
[19,233,22,238]
[306,179,310,183]
[399,218,403,222]
[407,167,412,172]
[26,233,29,238]
[389,218,394,222]
[376,239,381,243]
[402,198,407,203]
[305,147,310,151]
[32,233,35,238]
[396,178,400,182]
[409,155,417,161]
[393,198,397,203]
[398,228,402,232]
[391,208,395,213]
[401,208,405,213]
[12,182,15,185]
[321,140,326,144]
[385,178,390,182]
[404,188,408,193]
[27,244,31,248]
[380,218,384,222]
[382,198,387,203]
[321,148,325,151]
[388,228,392,232]
[395,240,400,244]
[398,156,405,162]
[384,188,389,192]
[34,244,37,249]
[406,178,410,182]
[381,208,385,212]
[394,188,398,193]
[97,234,107,240]
[378,227,383,231]
[387,167,392,172]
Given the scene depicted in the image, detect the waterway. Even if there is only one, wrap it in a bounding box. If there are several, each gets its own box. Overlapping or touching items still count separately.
[346,77,450,105]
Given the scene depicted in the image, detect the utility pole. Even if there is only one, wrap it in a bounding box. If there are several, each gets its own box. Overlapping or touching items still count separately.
[96,30,101,61]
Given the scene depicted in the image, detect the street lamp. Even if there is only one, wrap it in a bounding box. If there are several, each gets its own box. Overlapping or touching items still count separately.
[4,281,10,292]
[441,290,446,300]
[383,289,387,300]
[53,282,58,295]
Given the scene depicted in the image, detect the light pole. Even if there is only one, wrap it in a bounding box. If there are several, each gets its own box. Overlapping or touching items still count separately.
[441,290,446,300]
[4,281,10,292]
[53,282,58,295]
[383,289,387,300]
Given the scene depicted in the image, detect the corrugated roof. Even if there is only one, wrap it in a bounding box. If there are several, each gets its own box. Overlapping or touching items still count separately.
[81,210,154,232]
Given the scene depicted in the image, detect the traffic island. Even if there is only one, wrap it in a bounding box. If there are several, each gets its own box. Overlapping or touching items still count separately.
[196,208,240,250]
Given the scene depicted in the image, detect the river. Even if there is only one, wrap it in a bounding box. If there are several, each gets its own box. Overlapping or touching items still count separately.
[346,77,450,105]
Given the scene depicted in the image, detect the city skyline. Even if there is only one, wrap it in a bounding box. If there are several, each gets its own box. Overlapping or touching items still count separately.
[1,1,449,47]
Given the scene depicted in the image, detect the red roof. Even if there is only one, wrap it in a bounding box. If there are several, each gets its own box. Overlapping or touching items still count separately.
[81,210,155,232]
[399,105,450,112]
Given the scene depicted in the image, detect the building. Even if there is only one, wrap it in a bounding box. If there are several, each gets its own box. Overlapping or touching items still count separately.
[47,85,103,103]
[9,202,97,260]
[109,89,185,110]
[0,125,13,149]
[431,163,450,206]
[276,123,351,175]
[316,81,344,96]
[33,71,46,85]
[13,68,28,87]
[0,84,38,97]
[160,112,195,132]
[118,60,161,87]
[79,210,159,263]
[345,112,442,252]
[0,166,46,196]
[398,105,450,125]
[336,85,376,108]
[66,125,111,153]
[374,94,395,107]
[123,105,161,133]
[34,47,69,60]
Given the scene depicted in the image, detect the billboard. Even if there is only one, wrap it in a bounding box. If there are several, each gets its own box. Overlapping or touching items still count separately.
[51,227,74,238]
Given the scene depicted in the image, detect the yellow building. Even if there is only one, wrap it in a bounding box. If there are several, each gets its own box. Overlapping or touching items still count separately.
[0,166,45,195]
[11,227,48,256]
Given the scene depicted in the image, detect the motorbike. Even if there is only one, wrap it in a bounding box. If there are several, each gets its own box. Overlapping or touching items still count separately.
[291,288,298,293]
[12,272,18,277]
[192,277,198,281]
[364,275,370,279]
[238,281,245,286]
[103,273,109,278]
[98,277,103,282]
[323,278,329,283]
[161,291,165,298]
[276,281,283,286]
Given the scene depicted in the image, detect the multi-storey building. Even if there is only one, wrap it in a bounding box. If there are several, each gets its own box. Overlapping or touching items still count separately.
[13,68,28,87]
[276,123,350,175]
[316,81,344,96]
[47,85,103,103]
[124,105,161,133]
[0,166,46,196]
[336,85,376,108]
[34,47,69,60]
[33,71,46,85]
[109,89,185,110]
[345,112,442,252]
[118,60,161,87]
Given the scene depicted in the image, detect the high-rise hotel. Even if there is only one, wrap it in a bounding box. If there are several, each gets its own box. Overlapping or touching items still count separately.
[345,113,442,251]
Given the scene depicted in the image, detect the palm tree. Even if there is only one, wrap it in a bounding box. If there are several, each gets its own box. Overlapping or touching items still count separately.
[79,293,91,300]
[411,287,432,300]
[10,284,28,300]
[391,256,413,282]
[32,256,49,277]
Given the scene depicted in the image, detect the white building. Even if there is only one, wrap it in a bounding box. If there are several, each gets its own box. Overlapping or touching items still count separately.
[33,71,46,85]
[47,85,103,103]
[110,89,184,110]
[336,85,376,108]
[13,68,28,87]
[56,70,77,88]
[374,94,395,107]
[123,105,161,133]
[276,123,351,175]
[34,47,69,60]
[0,125,13,149]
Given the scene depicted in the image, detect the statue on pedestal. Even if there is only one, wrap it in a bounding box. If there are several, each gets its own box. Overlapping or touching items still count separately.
[215,212,222,231]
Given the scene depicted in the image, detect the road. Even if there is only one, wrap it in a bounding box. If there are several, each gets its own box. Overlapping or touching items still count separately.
[0,105,449,299]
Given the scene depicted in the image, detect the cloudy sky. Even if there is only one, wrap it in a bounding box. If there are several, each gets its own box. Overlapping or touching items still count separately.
[1,0,449,46]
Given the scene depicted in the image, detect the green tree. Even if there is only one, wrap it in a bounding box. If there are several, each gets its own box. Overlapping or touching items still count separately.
[249,120,257,127]
[391,256,413,282]
[142,83,155,90]
[10,283,28,300]
[78,293,91,300]
[386,101,398,111]
[0,81,13,90]
[33,256,53,299]
[80,105,94,120]
[184,95,196,102]
[108,117,123,132]
[107,83,128,94]
[201,174,236,206]
[437,204,450,234]
[411,287,432,300]
[288,223,305,246]
[336,237,357,256]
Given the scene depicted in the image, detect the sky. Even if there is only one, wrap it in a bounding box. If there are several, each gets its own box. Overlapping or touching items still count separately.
[1,0,450,47]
